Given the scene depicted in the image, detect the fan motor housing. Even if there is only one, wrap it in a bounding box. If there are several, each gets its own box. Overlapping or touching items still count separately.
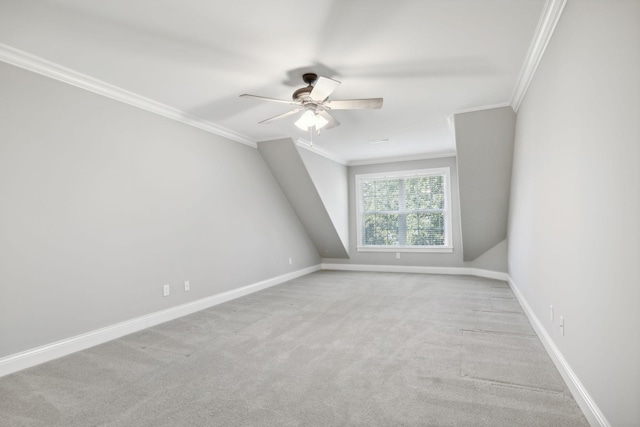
[292,73,318,101]
[292,87,312,101]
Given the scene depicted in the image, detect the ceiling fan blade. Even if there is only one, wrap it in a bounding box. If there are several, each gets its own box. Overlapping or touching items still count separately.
[240,94,299,105]
[324,98,383,110]
[318,110,340,129]
[259,109,302,124]
[309,76,341,102]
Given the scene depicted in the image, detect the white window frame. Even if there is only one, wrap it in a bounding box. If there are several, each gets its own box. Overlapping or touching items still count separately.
[355,167,453,253]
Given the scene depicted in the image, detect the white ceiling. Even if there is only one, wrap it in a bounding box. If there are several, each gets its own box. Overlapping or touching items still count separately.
[0,0,546,164]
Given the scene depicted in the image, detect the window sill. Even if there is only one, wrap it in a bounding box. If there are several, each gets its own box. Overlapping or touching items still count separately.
[357,246,453,254]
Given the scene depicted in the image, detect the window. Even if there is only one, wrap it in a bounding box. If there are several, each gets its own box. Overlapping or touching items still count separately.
[356,168,453,252]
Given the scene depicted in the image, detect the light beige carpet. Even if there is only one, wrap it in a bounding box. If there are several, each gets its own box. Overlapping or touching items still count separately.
[0,271,588,426]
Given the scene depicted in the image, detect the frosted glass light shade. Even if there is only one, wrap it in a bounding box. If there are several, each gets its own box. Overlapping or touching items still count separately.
[295,110,329,130]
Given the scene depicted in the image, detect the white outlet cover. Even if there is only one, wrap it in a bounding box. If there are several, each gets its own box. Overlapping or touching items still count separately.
[163,285,170,297]
[184,281,190,291]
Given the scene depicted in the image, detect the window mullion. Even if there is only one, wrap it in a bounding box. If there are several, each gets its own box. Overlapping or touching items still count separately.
[398,179,406,245]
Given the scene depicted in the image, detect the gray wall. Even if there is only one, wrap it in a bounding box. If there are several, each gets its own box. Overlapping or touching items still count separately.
[0,62,320,358]
[455,106,515,262]
[470,239,507,273]
[297,147,349,252]
[508,1,639,425]
[257,139,348,258]
[324,156,467,267]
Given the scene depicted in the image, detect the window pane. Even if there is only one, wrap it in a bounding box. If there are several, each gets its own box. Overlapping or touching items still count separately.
[405,177,425,210]
[406,212,445,246]
[362,179,400,212]
[358,169,449,248]
[428,175,445,210]
[405,176,444,210]
[361,181,376,212]
[363,214,399,245]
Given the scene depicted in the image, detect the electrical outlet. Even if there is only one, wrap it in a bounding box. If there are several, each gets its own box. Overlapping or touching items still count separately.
[184,281,190,291]
[289,257,292,265]
[396,252,400,259]
[559,316,565,336]
[550,305,554,323]
[163,284,170,297]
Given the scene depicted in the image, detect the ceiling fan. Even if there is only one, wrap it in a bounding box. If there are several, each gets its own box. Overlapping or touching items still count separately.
[240,73,383,132]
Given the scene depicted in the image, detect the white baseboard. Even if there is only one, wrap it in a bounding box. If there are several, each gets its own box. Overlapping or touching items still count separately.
[507,276,610,427]
[468,268,509,281]
[321,263,509,281]
[322,262,468,275]
[0,264,321,378]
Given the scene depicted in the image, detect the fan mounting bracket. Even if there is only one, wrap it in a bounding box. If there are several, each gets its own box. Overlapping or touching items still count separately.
[302,73,318,85]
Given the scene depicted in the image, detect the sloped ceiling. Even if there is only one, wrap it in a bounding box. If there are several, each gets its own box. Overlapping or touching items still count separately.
[0,0,546,163]
[258,138,349,259]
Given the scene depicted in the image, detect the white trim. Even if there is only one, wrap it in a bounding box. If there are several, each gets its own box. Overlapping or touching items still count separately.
[356,247,453,254]
[510,0,568,112]
[291,139,456,168]
[347,151,456,166]
[354,167,450,181]
[453,155,464,257]
[0,43,257,148]
[0,265,320,378]
[294,138,347,165]
[453,102,512,115]
[323,263,467,275]
[321,263,509,281]
[447,115,457,151]
[507,276,610,427]
[469,268,509,281]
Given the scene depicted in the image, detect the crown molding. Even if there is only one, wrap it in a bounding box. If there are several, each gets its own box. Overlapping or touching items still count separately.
[347,151,457,167]
[294,138,347,165]
[453,102,512,115]
[0,43,257,148]
[510,0,568,112]
[447,115,457,151]
[293,137,455,167]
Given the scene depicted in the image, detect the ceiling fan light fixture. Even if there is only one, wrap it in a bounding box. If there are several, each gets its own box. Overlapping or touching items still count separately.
[295,110,328,131]
[241,73,382,132]
[314,114,329,129]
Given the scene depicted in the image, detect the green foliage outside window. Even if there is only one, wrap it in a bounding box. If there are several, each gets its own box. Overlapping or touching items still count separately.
[360,175,446,247]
